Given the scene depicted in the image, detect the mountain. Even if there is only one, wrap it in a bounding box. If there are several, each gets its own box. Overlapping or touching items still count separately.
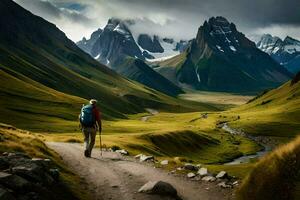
[257,34,300,74]
[154,16,292,92]
[76,28,102,54]
[0,0,215,130]
[76,18,183,96]
[137,34,164,53]
[77,21,189,63]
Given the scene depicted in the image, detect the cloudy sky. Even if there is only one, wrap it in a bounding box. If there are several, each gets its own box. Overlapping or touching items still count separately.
[14,0,300,42]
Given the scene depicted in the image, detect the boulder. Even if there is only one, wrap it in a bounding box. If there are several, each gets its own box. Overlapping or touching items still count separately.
[160,160,169,165]
[0,172,31,192]
[140,155,154,162]
[138,181,178,197]
[134,154,143,159]
[187,172,196,178]
[0,187,15,200]
[216,171,228,179]
[115,150,129,155]
[184,163,198,171]
[197,167,208,176]
[201,176,216,182]
[11,164,44,183]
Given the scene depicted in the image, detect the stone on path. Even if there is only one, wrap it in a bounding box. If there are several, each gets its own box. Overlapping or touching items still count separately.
[218,182,232,188]
[197,167,208,176]
[139,155,154,162]
[184,163,198,171]
[216,171,227,179]
[187,172,196,178]
[160,160,169,165]
[201,176,216,182]
[138,181,178,197]
[115,149,129,155]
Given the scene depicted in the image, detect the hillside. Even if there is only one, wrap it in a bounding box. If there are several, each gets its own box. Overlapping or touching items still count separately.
[154,16,292,92]
[237,135,300,200]
[225,71,300,137]
[0,0,217,132]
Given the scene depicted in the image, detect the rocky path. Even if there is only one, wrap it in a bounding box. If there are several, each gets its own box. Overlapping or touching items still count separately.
[47,142,233,200]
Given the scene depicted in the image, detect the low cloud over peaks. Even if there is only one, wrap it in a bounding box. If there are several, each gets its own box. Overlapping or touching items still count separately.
[14,0,300,42]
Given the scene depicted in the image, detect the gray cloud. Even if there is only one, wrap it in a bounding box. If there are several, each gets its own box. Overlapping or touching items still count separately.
[14,0,300,42]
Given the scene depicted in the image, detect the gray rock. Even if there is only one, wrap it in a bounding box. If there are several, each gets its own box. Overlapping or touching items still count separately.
[0,158,9,170]
[0,187,15,200]
[138,181,177,197]
[49,169,60,181]
[0,172,31,192]
[187,172,196,178]
[184,163,198,171]
[140,155,154,162]
[218,182,232,188]
[2,152,9,156]
[160,160,169,165]
[115,149,129,155]
[197,167,208,176]
[216,171,228,179]
[232,181,239,186]
[134,154,142,159]
[201,176,216,182]
[11,164,44,183]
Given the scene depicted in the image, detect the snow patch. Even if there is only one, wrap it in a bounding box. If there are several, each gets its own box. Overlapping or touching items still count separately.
[216,45,224,52]
[229,46,237,52]
[94,54,101,60]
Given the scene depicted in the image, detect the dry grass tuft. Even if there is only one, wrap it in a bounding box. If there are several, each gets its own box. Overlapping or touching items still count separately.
[236,136,300,200]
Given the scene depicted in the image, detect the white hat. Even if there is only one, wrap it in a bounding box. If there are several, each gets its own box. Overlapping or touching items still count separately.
[89,99,97,105]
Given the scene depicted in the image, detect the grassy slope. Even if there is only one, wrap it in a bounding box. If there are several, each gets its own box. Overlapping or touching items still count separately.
[0,123,91,200]
[225,80,300,138]
[45,112,261,164]
[237,135,300,200]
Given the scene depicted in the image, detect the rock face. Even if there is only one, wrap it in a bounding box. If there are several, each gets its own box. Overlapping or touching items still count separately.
[90,18,143,66]
[76,28,102,54]
[138,34,164,53]
[138,181,179,198]
[257,34,300,74]
[0,152,60,200]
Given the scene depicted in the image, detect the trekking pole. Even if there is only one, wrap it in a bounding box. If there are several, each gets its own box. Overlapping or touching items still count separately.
[99,130,102,156]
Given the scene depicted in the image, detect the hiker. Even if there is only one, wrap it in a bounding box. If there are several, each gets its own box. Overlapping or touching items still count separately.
[79,99,102,157]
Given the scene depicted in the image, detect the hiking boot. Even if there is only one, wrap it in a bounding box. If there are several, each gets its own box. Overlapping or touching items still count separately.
[84,150,89,157]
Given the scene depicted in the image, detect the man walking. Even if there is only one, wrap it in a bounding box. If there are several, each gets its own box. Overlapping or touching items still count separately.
[79,99,102,157]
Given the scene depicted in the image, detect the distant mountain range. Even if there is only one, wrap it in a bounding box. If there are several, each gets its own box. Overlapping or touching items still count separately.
[77,19,189,63]
[257,34,300,74]
[76,18,185,96]
[153,16,292,92]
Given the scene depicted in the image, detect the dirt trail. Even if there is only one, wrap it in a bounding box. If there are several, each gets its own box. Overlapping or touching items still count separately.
[47,142,233,200]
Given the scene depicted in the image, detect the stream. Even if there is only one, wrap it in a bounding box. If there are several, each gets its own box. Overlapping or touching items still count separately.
[221,123,271,165]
